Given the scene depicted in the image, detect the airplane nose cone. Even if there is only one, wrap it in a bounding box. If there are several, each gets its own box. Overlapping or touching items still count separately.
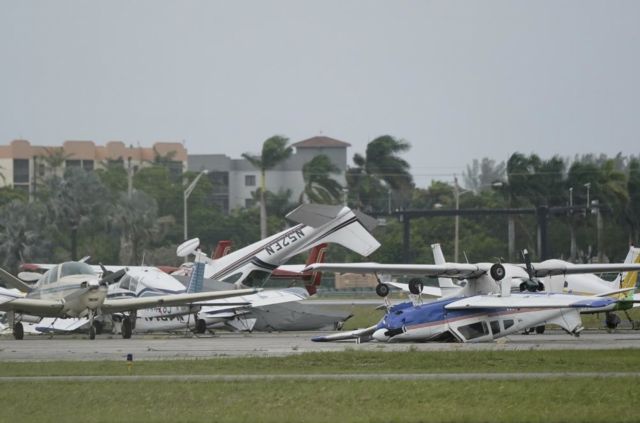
[372,329,390,342]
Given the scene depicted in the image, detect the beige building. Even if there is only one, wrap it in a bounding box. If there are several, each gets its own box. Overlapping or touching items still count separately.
[0,139,187,193]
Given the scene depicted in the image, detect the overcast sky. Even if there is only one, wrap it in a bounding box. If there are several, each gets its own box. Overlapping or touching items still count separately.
[1,1,639,187]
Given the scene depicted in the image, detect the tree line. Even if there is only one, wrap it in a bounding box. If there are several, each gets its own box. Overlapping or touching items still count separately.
[0,136,637,274]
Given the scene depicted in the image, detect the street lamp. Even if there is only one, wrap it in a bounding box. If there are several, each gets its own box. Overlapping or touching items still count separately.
[183,170,208,246]
[584,183,591,209]
[454,176,472,262]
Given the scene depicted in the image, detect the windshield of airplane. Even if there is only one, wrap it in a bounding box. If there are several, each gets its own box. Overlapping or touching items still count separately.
[59,262,96,278]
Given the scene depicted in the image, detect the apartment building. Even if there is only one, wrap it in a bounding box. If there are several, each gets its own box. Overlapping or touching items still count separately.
[0,139,187,193]
[188,136,351,212]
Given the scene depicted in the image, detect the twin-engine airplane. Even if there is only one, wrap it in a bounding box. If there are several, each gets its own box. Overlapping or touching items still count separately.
[0,261,256,340]
[307,252,640,343]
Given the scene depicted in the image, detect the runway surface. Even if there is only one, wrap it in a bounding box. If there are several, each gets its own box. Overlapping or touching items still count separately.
[2,330,640,361]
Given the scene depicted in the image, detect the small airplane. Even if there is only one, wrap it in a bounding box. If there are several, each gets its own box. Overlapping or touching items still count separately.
[182,203,380,288]
[306,252,640,343]
[0,261,256,340]
[381,244,640,331]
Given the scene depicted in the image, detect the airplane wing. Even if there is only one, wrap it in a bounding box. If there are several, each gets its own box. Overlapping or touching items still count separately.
[526,263,640,277]
[35,317,89,333]
[101,288,258,314]
[304,262,486,279]
[199,288,308,315]
[445,293,616,310]
[387,281,443,297]
[311,325,378,342]
[0,267,33,293]
[0,287,65,316]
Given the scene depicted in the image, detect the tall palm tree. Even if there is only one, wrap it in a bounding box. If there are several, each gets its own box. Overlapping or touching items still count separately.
[300,154,343,204]
[347,135,413,211]
[242,136,292,238]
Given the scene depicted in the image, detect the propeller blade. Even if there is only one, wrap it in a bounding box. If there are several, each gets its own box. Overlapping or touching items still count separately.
[99,268,127,286]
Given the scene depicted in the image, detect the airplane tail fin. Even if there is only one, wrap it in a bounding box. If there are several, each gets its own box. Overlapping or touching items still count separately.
[286,204,381,257]
[212,240,233,259]
[614,246,640,300]
[302,244,328,295]
[431,244,456,289]
[186,252,206,294]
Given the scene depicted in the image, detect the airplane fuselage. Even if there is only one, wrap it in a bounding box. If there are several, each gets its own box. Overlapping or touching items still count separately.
[372,296,584,343]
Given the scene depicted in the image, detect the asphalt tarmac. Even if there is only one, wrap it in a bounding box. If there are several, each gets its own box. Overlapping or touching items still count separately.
[2,330,640,361]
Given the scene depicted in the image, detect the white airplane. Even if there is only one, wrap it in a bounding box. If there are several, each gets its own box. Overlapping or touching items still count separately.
[385,244,640,331]
[305,253,640,343]
[0,261,256,340]
[184,203,380,288]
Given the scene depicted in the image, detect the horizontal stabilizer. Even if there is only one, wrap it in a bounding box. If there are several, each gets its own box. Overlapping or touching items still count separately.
[286,204,347,228]
[0,267,33,293]
[311,325,377,342]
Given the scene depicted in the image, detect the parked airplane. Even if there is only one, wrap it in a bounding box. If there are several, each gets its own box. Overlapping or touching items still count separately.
[0,261,256,340]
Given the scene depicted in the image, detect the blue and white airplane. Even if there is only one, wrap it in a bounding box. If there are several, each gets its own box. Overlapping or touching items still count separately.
[307,258,640,343]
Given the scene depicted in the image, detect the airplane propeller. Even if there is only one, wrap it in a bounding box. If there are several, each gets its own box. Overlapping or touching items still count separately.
[519,249,544,292]
[98,266,127,286]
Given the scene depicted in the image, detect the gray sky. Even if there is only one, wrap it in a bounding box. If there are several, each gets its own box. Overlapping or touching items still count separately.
[1,1,639,187]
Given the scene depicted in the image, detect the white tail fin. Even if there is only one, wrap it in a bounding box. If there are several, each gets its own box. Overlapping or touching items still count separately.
[612,245,640,291]
[431,244,456,289]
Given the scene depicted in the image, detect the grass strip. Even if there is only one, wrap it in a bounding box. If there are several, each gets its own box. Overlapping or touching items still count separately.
[0,378,637,423]
[1,349,639,377]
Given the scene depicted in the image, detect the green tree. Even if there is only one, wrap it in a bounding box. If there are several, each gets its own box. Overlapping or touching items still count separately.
[242,136,293,238]
[0,200,53,272]
[300,155,343,204]
[347,135,413,212]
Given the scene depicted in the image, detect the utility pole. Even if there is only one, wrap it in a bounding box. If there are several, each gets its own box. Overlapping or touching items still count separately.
[454,175,460,262]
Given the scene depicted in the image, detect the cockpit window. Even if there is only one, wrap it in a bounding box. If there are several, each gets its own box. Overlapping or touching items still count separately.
[59,262,96,278]
[243,270,270,287]
[40,267,57,285]
[119,274,132,291]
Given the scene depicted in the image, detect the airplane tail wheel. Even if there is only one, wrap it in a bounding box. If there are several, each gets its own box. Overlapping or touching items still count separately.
[89,325,96,340]
[13,322,24,340]
[122,317,133,339]
[195,319,207,334]
[375,283,390,298]
[490,263,506,281]
[408,279,424,295]
[535,325,545,334]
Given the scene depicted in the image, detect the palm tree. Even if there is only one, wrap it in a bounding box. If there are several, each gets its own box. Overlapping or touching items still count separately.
[0,200,52,272]
[300,155,343,204]
[111,190,167,265]
[347,135,413,211]
[242,136,292,238]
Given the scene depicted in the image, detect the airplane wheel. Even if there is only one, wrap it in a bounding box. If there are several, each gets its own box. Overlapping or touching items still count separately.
[195,319,207,334]
[375,283,390,298]
[122,317,132,339]
[408,279,424,295]
[13,322,24,340]
[490,263,506,281]
[535,325,545,334]
[89,325,96,340]
[93,321,104,335]
[605,313,621,330]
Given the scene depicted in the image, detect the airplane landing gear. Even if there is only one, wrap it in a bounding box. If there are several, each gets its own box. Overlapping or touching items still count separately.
[195,319,207,334]
[375,283,390,298]
[122,316,133,339]
[13,322,24,340]
[605,312,621,332]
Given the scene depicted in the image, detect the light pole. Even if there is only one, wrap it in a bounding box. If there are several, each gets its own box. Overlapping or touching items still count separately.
[183,170,208,246]
[584,183,591,209]
[453,176,471,262]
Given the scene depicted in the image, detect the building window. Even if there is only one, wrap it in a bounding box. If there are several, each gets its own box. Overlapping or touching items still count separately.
[245,198,255,208]
[245,175,256,186]
[82,160,94,171]
[66,160,81,168]
[13,159,29,184]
